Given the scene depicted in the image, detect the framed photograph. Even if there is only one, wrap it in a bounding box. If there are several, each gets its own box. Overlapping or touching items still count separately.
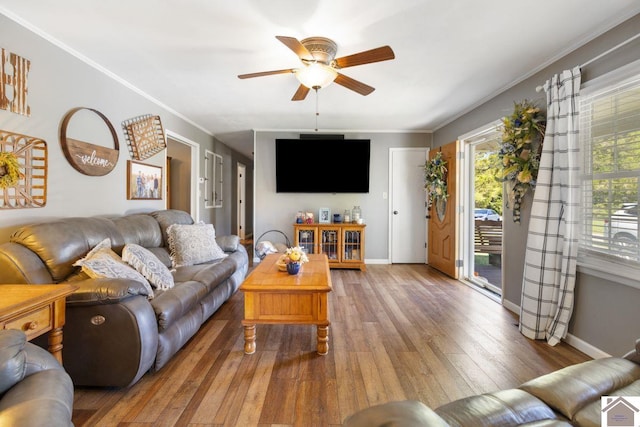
[127,160,162,200]
[319,207,331,224]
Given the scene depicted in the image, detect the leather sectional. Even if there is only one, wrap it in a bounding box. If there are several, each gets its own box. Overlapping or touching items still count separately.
[343,339,640,426]
[0,209,248,387]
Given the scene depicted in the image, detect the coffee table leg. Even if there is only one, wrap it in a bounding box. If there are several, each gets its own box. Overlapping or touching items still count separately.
[317,325,329,355]
[244,324,256,354]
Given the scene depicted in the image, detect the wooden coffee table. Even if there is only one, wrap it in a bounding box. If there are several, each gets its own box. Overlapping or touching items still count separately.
[240,253,332,355]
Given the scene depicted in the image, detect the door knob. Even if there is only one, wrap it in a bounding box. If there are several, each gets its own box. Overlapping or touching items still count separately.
[393,210,398,215]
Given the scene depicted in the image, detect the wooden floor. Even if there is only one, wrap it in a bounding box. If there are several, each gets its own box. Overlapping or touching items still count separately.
[72,264,590,426]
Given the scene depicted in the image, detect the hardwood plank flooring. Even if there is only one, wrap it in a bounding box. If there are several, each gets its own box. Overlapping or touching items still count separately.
[72,264,590,426]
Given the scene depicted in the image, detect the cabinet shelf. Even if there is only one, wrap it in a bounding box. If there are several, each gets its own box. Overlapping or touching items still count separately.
[293,223,366,271]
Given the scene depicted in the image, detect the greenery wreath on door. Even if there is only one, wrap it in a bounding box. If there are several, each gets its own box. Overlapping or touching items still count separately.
[424,150,448,209]
[0,152,21,189]
[498,100,545,223]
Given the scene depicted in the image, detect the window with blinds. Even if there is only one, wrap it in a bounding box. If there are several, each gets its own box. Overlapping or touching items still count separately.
[579,74,640,269]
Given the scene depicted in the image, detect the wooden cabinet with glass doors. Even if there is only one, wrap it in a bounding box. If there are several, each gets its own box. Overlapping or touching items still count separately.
[293,223,366,271]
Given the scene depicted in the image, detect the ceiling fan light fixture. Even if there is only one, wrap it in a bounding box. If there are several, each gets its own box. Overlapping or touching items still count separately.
[295,63,338,89]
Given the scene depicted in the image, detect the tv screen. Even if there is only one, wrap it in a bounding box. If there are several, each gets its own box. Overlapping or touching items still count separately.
[276,139,370,193]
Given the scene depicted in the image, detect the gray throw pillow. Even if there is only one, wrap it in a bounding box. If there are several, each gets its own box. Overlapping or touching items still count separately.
[122,243,175,290]
[167,223,228,268]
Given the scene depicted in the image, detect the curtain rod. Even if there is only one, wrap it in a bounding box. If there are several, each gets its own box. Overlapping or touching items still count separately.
[535,32,640,92]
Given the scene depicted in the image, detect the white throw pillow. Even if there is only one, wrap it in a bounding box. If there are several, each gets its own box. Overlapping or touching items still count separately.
[81,250,154,299]
[167,223,227,268]
[73,237,112,267]
[122,243,175,290]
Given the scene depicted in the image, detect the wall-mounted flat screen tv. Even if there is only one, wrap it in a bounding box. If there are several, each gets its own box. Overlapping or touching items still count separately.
[275,138,370,193]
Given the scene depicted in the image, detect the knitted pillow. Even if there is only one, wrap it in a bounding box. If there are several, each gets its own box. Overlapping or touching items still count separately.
[81,250,154,299]
[122,243,175,290]
[167,223,227,268]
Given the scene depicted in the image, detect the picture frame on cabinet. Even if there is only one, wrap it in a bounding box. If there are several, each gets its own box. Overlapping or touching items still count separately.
[319,208,331,224]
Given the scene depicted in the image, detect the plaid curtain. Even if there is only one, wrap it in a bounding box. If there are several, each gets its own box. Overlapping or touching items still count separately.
[519,67,581,345]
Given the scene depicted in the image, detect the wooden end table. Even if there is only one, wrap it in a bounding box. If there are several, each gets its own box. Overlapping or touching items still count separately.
[0,284,77,364]
[239,253,332,355]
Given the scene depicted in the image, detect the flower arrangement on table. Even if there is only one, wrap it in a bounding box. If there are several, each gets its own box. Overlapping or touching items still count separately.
[277,246,309,274]
[498,100,546,223]
[424,151,448,209]
[0,151,21,189]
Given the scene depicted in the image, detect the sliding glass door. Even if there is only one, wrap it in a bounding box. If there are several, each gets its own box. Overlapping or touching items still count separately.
[462,124,504,296]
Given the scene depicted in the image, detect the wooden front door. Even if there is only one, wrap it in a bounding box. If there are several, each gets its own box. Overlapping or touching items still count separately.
[428,140,458,278]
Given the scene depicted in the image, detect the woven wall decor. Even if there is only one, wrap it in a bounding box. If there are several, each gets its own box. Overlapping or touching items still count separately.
[121,114,166,161]
[0,48,31,116]
[0,129,47,209]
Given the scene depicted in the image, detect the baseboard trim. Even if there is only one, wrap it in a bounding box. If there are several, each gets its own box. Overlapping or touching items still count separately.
[564,334,611,359]
[479,298,610,359]
[365,259,390,265]
[501,298,520,314]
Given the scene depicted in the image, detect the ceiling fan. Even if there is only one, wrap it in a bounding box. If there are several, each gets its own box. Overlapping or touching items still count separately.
[238,36,395,101]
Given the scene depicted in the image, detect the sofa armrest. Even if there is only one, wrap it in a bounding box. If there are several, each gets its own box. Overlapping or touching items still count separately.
[0,242,54,284]
[0,369,73,427]
[0,330,27,394]
[0,330,73,426]
[23,342,63,375]
[217,235,240,252]
[343,401,450,427]
[65,278,151,306]
[623,338,640,364]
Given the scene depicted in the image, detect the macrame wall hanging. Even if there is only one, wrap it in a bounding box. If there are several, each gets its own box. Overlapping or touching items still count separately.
[0,129,47,209]
[121,114,166,161]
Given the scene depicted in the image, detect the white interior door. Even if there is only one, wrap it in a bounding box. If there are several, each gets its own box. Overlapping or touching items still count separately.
[237,162,246,239]
[390,148,428,263]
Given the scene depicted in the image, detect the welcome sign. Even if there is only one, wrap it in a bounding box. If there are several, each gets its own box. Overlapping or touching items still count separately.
[59,107,119,176]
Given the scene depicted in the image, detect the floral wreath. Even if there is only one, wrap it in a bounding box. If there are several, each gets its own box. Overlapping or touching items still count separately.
[0,151,21,189]
[498,100,545,223]
[424,151,448,209]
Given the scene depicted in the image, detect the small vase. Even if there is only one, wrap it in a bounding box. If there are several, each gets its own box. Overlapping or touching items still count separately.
[287,262,301,275]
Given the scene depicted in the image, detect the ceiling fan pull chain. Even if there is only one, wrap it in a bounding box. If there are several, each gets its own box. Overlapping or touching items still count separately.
[315,87,319,132]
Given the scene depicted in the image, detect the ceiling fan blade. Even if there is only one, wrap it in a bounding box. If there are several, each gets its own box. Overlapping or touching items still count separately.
[292,85,310,101]
[334,73,375,96]
[237,68,294,79]
[334,46,395,69]
[276,36,314,61]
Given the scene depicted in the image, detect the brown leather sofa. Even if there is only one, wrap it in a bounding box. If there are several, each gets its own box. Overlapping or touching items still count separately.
[0,209,248,388]
[0,329,74,426]
[343,340,640,426]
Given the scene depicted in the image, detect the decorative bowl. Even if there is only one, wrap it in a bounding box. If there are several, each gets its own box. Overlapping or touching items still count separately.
[277,255,288,271]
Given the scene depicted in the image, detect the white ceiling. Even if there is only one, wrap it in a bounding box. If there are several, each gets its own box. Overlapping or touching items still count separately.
[1,1,639,158]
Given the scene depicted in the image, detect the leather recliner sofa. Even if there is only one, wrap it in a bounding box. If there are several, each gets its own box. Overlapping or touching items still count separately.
[0,209,248,388]
[0,329,74,426]
[344,339,640,426]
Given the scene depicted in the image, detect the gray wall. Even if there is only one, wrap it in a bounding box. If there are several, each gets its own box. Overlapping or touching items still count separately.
[254,131,430,261]
[0,14,252,242]
[433,13,640,356]
[211,138,254,237]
